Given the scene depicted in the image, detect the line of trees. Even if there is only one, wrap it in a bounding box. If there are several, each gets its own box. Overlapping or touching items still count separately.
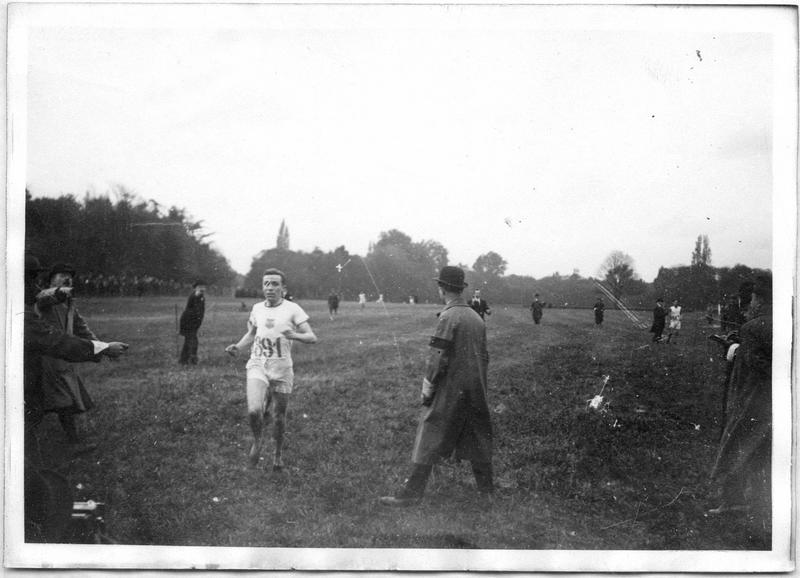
[25,187,238,290]
[25,188,768,311]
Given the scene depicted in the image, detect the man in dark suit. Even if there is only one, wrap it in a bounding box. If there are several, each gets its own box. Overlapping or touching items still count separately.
[179,280,206,365]
[650,297,667,343]
[468,289,491,321]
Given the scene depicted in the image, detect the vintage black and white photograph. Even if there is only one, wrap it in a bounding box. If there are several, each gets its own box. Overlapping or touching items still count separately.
[4,2,796,572]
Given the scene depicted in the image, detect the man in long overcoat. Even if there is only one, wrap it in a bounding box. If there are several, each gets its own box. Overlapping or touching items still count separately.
[179,280,206,365]
[380,266,493,506]
[709,274,772,516]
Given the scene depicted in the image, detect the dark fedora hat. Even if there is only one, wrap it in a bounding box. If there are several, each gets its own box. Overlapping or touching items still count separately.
[433,266,468,289]
[48,263,76,280]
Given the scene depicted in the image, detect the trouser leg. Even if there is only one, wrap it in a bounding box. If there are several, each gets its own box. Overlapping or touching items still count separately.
[179,336,190,364]
[400,463,433,498]
[472,461,494,494]
[188,332,199,364]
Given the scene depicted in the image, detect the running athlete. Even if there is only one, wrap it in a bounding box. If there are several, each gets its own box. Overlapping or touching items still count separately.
[226,269,317,470]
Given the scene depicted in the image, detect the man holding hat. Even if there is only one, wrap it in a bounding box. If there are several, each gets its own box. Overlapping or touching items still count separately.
[380,265,493,506]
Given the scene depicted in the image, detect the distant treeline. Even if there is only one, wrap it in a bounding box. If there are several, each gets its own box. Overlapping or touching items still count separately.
[26,189,768,310]
[25,188,238,290]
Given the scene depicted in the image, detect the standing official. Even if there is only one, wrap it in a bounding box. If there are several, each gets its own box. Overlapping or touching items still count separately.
[593,297,605,325]
[469,289,491,321]
[380,266,493,506]
[179,280,206,365]
[650,298,667,343]
[36,263,116,446]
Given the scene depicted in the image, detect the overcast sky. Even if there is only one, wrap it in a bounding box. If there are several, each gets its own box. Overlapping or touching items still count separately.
[13,4,794,282]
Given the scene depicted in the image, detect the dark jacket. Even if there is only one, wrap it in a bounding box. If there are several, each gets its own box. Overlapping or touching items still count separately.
[711,308,772,485]
[24,309,100,429]
[412,298,492,465]
[179,292,205,335]
[650,305,667,333]
[468,297,491,320]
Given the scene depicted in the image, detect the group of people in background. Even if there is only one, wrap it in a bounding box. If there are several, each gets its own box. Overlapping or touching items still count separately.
[649,298,683,343]
[58,271,212,298]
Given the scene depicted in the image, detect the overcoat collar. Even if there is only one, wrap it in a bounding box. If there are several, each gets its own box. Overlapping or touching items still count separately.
[441,296,468,313]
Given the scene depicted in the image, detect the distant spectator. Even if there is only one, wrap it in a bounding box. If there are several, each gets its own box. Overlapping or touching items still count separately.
[593,297,605,325]
[358,292,367,310]
[179,280,206,365]
[650,297,667,343]
[709,274,772,516]
[469,289,491,321]
[530,294,543,325]
[327,291,340,320]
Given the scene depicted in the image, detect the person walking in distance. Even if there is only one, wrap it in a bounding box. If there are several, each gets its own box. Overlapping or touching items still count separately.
[593,297,605,326]
[226,269,317,471]
[380,266,493,506]
[327,290,340,320]
[179,281,206,365]
[530,293,544,325]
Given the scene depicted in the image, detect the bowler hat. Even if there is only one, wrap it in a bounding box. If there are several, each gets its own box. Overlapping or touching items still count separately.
[48,263,76,281]
[433,266,468,289]
[25,254,46,274]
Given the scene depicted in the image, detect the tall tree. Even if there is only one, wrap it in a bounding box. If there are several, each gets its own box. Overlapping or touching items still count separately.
[599,250,637,299]
[691,234,712,268]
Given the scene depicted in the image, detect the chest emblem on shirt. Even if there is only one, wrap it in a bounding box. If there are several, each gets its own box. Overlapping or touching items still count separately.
[265,319,275,329]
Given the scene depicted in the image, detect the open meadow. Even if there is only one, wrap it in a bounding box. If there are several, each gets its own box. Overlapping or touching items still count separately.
[33,296,770,550]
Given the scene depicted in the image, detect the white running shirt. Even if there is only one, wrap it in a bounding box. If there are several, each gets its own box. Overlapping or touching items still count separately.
[245,299,310,380]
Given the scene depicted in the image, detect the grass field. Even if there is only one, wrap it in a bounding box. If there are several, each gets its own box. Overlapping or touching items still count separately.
[34,296,771,550]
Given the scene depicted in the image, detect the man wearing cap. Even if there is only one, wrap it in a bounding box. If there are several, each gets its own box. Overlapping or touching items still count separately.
[35,263,122,446]
[179,280,207,365]
[380,265,493,506]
